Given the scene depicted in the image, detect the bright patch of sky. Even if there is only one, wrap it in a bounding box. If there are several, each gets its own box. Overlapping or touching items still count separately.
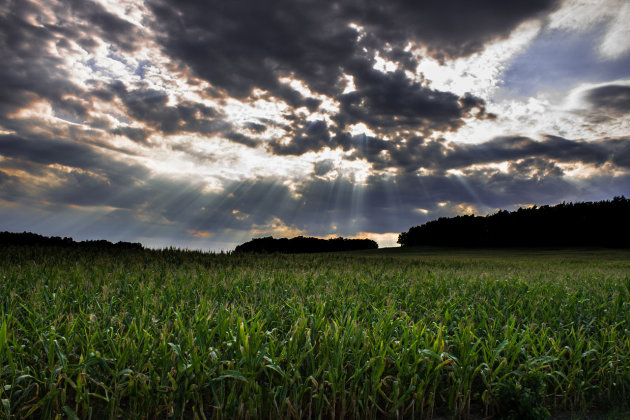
[415,21,542,100]
[499,27,630,99]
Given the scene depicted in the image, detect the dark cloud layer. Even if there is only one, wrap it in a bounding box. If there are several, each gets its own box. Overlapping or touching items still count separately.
[585,84,630,114]
[114,84,228,135]
[0,1,78,121]
[45,0,143,53]
[334,67,491,135]
[149,0,558,98]
[344,0,560,60]
[273,129,630,174]
[0,0,145,125]
[3,130,628,232]
[2,131,629,248]
[147,0,544,139]
[0,134,107,169]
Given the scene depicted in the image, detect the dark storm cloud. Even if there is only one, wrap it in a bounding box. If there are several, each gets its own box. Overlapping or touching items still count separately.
[0,133,209,213]
[60,0,142,53]
[313,159,336,176]
[270,120,332,155]
[603,137,630,168]
[3,133,628,248]
[222,132,259,148]
[0,1,78,120]
[147,0,551,140]
[584,84,630,114]
[245,122,268,134]
[123,90,225,135]
[177,152,603,237]
[0,133,150,204]
[7,130,622,231]
[148,0,356,99]
[184,179,296,233]
[0,134,105,169]
[0,0,143,125]
[111,126,151,144]
[385,135,622,172]
[28,0,142,54]
[343,0,560,60]
[43,170,144,208]
[273,128,628,174]
[334,67,491,135]
[148,0,558,97]
[85,81,249,143]
[288,162,630,236]
[3,0,629,251]
[435,135,611,170]
[0,169,24,203]
[2,0,539,156]
[507,157,564,179]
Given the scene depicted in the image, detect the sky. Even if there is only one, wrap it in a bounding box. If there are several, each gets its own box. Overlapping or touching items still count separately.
[1,0,629,250]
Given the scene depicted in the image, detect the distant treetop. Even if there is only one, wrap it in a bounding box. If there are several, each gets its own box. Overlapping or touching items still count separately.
[398,196,630,248]
[0,231,143,250]
[234,236,378,254]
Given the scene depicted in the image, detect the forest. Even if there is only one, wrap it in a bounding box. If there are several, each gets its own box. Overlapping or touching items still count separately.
[234,235,378,253]
[398,196,630,247]
[0,231,143,250]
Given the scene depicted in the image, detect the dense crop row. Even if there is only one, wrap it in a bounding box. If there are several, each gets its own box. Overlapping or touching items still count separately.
[1,246,629,418]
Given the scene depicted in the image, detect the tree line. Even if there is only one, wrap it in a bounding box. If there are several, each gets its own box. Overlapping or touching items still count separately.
[398,196,630,248]
[234,236,378,253]
[0,231,143,250]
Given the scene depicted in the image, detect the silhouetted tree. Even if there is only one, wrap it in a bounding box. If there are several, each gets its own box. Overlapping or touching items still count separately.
[398,196,630,248]
[0,231,143,250]
[234,236,378,253]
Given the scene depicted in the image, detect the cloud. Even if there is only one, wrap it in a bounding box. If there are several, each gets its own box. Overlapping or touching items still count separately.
[0,0,147,127]
[122,89,226,135]
[0,133,153,210]
[346,0,560,60]
[0,134,108,169]
[507,157,564,179]
[0,2,78,121]
[149,0,559,99]
[436,135,613,170]
[52,0,143,53]
[147,0,555,135]
[110,126,150,144]
[334,67,491,135]
[548,0,630,59]
[187,229,213,238]
[313,159,336,176]
[583,84,630,114]
[270,127,630,175]
[149,0,350,103]
[270,119,332,155]
[500,27,630,98]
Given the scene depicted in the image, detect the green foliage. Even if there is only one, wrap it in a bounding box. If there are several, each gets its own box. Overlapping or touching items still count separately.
[494,372,550,419]
[0,245,629,418]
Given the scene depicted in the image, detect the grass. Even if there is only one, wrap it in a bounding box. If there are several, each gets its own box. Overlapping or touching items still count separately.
[0,245,629,419]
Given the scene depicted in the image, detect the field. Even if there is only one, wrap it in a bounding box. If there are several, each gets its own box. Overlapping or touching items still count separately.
[1,246,629,419]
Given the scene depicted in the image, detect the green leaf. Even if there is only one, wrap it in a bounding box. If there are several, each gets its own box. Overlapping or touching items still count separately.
[264,363,284,377]
[213,370,248,382]
[63,405,80,420]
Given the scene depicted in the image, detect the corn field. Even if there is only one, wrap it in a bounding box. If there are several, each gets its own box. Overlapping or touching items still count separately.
[1,246,629,419]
